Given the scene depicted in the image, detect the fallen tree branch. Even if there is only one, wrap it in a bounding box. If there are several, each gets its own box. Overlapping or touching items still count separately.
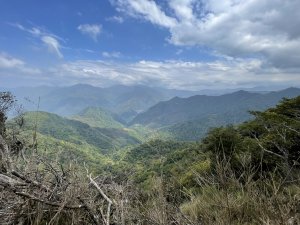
[14,191,83,210]
[11,170,50,192]
[0,173,26,188]
[89,174,113,225]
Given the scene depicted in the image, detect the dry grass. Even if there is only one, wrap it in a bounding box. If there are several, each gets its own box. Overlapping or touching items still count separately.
[180,158,300,225]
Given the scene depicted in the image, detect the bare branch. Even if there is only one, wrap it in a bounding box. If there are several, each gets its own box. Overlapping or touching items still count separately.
[0,174,26,187]
[89,174,113,225]
[14,191,83,210]
[11,170,50,192]
[254,136,285,159]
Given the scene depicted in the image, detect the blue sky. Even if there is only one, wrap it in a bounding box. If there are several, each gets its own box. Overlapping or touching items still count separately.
[1,0,300,90]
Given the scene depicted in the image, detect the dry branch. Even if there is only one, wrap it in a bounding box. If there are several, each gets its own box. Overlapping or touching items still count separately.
[0,173,26,187]
[89,174,113,225]
[11,170,50,192]
[14,191,83,209]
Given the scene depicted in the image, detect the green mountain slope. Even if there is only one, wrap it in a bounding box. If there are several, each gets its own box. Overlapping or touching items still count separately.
[130,88,300,140]
[159,114,232,141]
[71,107,124,129]
[19,111,140,152]
[113,139,199,186]
[24,132,113,171]
[118,96,300,188]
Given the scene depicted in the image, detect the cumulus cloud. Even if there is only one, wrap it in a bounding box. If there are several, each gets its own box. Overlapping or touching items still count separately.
[77,24,102,41]
[2,53,299,89]
[10,23,64,58]
[112,0,177,28]
[111,0,300,68]
[51,58,300,90]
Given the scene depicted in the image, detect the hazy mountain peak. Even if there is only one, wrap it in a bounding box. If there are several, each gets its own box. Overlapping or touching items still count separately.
[130,88,300,131]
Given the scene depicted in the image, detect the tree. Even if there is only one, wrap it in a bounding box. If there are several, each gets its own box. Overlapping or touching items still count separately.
[0,91,15,135]
[241,96,300,174]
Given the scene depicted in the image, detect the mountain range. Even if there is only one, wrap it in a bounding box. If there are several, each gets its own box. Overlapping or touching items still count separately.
[4,85,300,142]
[131,87,300,140]
[5,84,290,122]
[4,84,201,122]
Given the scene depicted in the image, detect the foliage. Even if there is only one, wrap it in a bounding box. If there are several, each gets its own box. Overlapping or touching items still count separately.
[71,106,124,129]
[131,88,300,141]
[13,111,140,153]
[1,95,300,224]
[0,92,16,135]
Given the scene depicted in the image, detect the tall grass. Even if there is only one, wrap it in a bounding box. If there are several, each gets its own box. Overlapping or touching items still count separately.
[180,157,300,225]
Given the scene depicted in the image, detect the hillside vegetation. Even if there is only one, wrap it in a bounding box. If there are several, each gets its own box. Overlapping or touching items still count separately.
[10,111,140,154]
[5,110,137,172]
[1,92,299,224]
[71,107,125,129]
[114,96,300,224]
[132,87,300,140]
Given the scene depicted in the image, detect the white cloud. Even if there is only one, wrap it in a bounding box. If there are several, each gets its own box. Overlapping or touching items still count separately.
[51,58,300,90]
[2,53,299,89]
[102,51,121,58]
[10,23,64,58]
[77,24,102,41]
[111,0,300,68]
[0,52,40,75]
[0,52,24,68]
[41,36,63,58]
[113,0,177,28]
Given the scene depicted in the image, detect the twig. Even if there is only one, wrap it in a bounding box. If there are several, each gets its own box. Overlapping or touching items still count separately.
[254,136,284,159]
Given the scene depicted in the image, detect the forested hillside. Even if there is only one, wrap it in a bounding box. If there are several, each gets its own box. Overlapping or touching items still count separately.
[2,0,299,224]
[132,87,300,140]
[1,91,299,224]
[132,88,300,126]
[71,107,125,129]
[4,109,142,172]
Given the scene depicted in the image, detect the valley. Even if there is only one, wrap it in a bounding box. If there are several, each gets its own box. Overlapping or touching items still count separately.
[7,85,300,145]
[1,1,300,224]
[1,86,300,224]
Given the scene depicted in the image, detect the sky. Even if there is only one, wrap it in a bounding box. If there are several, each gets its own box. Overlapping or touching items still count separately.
[0,0,300,90]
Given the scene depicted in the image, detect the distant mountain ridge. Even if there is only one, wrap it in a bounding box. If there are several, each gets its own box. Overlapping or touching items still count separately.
[5,84,291,123]
[4,85,300,141]
[4,84,202,122]
[130,87,300,140]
